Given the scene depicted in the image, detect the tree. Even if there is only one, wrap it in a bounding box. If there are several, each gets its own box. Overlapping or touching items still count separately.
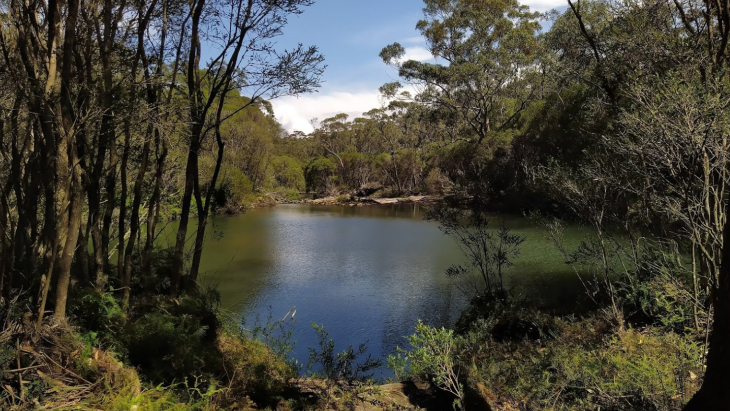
[557,0,730,407]
[0,0,322,323]
[304,157,336,195]
[380,0,544,146]
[427,206,525,298]
[169,0,324,290]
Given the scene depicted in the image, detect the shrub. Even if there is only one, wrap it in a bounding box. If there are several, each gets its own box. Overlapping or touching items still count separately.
[462,315,703,411]
[427,206,525,297]
[424,167,450,195]
[68,288,125,349]
[280,188,302,202]
[307,323,381,383]
[123,286,222,384]
[388,320,465,409]
[269,155,305,191]
[217,331,296,404]
[304,157,336,195]
[615,243,707,334]
[454,295,561,342]
[214,165,254,209]
[338,152,373,189]
[128,247,176,297]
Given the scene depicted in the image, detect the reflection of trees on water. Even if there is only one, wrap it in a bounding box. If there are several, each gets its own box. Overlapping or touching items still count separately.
[197,212,276,310]
[380,282,465,356]
[194,205,583,377]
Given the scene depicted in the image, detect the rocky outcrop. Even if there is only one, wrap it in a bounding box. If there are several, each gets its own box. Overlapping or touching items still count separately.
[296,195,442,207]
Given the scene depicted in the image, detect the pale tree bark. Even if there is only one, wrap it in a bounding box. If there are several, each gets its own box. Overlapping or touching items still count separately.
[52,0,84,321]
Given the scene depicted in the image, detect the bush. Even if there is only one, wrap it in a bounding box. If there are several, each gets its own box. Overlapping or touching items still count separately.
[461,314,702,411]
[338,152,373,189]
[68,288,125,350]
[615,243,706,334]
[304,157,336,195]
[123,286,222,384]
[129,247,176,297]
[389,320,465,409]
[214,165,254,209]
[453,295,561,342]
[424,167,450,195]
[269,155,305,191]
[307,323,381,383]
[217,331,296,404]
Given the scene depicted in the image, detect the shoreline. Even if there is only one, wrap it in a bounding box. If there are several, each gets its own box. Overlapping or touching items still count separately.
[282,194,444,207]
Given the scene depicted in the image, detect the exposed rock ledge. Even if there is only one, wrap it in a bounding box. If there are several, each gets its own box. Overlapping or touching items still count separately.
[300,195,442,207]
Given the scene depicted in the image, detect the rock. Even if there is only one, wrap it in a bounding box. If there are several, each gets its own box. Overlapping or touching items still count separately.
[372,198,400,204]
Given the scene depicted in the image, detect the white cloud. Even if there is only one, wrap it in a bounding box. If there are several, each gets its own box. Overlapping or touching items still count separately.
[271,0,567,135]
[272,90,382,134]
[401,35,425,45]
[401,46,434,63]
[521,0,567,11]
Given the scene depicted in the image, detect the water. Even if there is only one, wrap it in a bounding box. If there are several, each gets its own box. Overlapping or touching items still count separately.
[160,204,587,378]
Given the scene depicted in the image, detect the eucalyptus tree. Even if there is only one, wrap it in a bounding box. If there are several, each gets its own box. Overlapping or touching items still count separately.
[169,0,324,290]
[0,0,93,321]
[0,0,322,321]
[554,0,730,407]
[380,0,544,147]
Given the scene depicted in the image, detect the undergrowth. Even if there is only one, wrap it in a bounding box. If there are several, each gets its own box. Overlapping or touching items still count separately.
[390,296,705,411]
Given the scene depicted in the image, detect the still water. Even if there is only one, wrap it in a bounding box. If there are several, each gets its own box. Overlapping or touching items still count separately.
[161,204,585,377]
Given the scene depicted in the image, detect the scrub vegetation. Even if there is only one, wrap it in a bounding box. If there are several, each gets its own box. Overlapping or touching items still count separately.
[1,0,730,409]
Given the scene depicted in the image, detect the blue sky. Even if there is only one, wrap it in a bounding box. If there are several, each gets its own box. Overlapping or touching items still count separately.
[267,0,567,133]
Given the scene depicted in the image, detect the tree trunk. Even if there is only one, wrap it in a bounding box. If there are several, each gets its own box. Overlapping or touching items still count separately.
[52,178,84,321]
[143,128,167,271]
[117,124,131,282]
[684,217,730,410]
[75,219,90,285]
[189,122,226,283]
[101,136,117,274]
[171,135,200,294]
[122,125,152,310]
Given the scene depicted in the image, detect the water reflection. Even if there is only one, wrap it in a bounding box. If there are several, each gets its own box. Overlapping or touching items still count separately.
[196,204,584,378]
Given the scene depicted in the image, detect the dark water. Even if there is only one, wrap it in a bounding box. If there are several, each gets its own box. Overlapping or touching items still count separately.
[160,204,586,378]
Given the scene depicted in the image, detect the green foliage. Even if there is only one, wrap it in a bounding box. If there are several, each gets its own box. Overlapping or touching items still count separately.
[337,152,373,189]
[307,323,382,383]
[389,320,465,409]
[427,206,525,297]
[125,311,214,383]
[382,0,543,145]
[274,187,303,202]
[393,307,702,411]
[214,165,255,209]
[269,155,306,191]
[454,295,561,341]
[335,194,351,203]
[424,167,450,195]
[123,286,221,384]
[242,309,298,367]
[616,243,706,334]
[217,329,296,404]
[304,157,336,195]
[130,247,177,296]
[68,288,125,349]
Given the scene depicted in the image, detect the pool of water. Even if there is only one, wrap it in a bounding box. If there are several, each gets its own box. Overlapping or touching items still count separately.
[159,204,587,378]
